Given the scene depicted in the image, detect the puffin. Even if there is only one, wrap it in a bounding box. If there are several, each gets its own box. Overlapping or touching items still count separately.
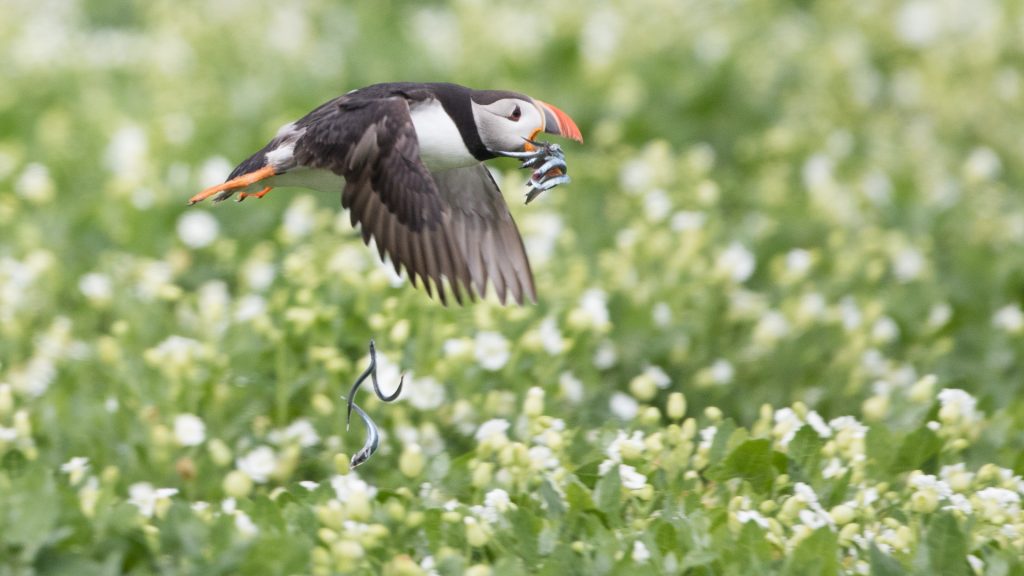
[188,82,583,306]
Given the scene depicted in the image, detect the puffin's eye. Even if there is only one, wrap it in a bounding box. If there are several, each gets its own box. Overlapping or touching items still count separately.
[508,105,521,121]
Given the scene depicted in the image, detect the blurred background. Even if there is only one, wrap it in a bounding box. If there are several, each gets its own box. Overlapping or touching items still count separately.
[2,0,1024,560]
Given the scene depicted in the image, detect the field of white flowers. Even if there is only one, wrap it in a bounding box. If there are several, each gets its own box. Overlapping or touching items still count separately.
[3,0,1024,574]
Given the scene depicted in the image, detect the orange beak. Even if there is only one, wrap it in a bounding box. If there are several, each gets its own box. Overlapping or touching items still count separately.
[534,99,583,145]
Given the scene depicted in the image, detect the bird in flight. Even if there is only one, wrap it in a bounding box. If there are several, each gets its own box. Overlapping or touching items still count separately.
[189,82,582,306]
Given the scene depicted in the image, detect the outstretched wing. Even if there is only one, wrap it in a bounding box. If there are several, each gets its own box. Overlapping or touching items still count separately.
[291,94,534,305]
[432,164,536,305]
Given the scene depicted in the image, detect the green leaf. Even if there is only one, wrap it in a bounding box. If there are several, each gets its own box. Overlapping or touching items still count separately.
[892,427,943,473]
[655,521,678,554]
[866,425,897,474]
[788,425,825,482]
[706,419,738,468]
[0,465,60,555]
[508,507,541,568]
[736,522,774,573]
[565,479,595,512]
[917,512,969,576]
[538,479,566,519]
[784,527,839,576]
[594,465,622,519]
[869,544,905,576]
[423,509,443,550]
[706,439,777,494]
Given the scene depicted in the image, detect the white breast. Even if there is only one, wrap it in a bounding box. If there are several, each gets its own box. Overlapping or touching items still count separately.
[410,99,477,171]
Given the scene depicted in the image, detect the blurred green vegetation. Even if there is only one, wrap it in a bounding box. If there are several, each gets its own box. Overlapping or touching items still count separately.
[2,0,1024,573]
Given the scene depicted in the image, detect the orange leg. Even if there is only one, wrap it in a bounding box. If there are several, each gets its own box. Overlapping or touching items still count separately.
[237,187,273,202]
[188,165,277,205]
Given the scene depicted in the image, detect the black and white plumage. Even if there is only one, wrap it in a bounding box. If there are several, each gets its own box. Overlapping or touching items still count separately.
[189,82,582,306]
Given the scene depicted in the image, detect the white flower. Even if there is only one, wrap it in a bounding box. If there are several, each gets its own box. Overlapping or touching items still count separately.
[173,413,206,446]
[135,260,174,301]
[927,303,952,329]
[643,189,672,222]
[15,163,55,203]
[708,359,735,385]
[521,211,564,265]
[593,341,617,369]
[475,419,511,442]
[559,371,583,404]
[243,260,277,292]
[236,446,277,483]
[610,392,638,420]
[716,243,756,283]
[620,157,653,194]
[443,338,474,359]
[176,211,220,249]
[234,510,259,537]
[105,124,148,182]
[78,273,113,304]
[145,335,205,370]
[482,488,512,523]
[407,376,446,411]
[753,311,789,345]
[671,211,706,232]
[60,456,90,483]
[576,288,611,331]
[945,493,973,515]
[299,480,319,491]
[632,540,650,564]
[896,0,940,46]
[965,147,1002,182]
[128,483,178,518]
[652,302,673,327]
[872,317,900,343]
[269,419,319,448]
[803,153,834,191]
[234,294,267,323]
[646,365,672,389]
[619,464,649,491]
[937,389,981,424]
[975,487,1019,508]
[785,249,813,278]
[606,430,645,462]
[536,316,566,355]
[736,509,770,528]
[527,445,558,470]
[993,304,1024,333]
[893,248,925,282]
[474,331,510,371]
[805,411,832,438]
[698,426,718,449]
[330,472,377,502]
[579,7,622,70]
[282,196,317,241]
[773,408,802,447]
[797,292,827,323]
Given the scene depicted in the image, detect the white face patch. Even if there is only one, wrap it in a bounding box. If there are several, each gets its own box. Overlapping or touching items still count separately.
[472,98,544,155]
[410,99,476,171]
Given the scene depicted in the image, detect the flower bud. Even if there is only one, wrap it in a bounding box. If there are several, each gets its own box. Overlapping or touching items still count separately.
[465,517,489,547]
[523,387,545,417]
[223,470,253,499]
[667,392,686,420]
[399,444,425,478]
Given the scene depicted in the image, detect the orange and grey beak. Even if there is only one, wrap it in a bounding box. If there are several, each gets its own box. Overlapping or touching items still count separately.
[535,99,583,144]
